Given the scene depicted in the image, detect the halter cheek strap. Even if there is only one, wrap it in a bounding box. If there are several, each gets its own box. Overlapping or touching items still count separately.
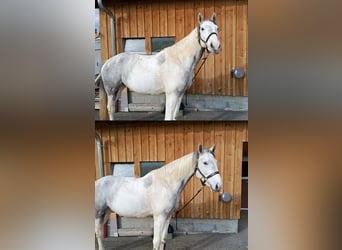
[195,166,220,186]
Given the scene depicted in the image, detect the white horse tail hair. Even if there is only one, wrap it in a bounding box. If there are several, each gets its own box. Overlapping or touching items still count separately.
[95,73,102,87]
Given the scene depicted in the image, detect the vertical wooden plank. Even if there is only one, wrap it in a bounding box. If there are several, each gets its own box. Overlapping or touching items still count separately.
[101,126,110,165]
[224,122,235,219]
[117,125,127,162]
[232,122,243,219]
[213,122,225,218]
[243,1,248,97]
[151,0,160,37]
[167,0,175,36]
[144,1,152,53]
[133,124,142,177]
[174,123,184,159]
[136,1,145,37]
[129,3,138,37]
[140,124,150,161]
[125,125,134,162]
[148,125,157,161]
[159,1,167,36]
[100,9,109,61]
[156,124,165,161]
[236,0,248,96]
[175,0,184,43]
[164,123,175,163]
[226,0,236,95]
[192,122,204,218]
[114,1,123,54]
[214,0,225,95]
[122,2,130,38]
[108,126,118,163]
[101,126,112,175]
[184,1,194,34]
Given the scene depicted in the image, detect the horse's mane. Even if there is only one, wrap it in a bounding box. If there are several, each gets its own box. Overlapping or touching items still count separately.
[151,151,198,183]
[161,28,200,57]
[169,28,198,50]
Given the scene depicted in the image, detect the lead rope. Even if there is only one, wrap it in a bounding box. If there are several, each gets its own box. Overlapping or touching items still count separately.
[175,185,204,231]
[192,51,209,83]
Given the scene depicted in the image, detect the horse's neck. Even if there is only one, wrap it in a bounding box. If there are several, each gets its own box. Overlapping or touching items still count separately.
[159,152,198,191]
[167,28,203,69]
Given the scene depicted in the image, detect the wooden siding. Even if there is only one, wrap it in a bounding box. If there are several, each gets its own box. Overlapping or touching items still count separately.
[99,0,248,96]
[95,121,248,219]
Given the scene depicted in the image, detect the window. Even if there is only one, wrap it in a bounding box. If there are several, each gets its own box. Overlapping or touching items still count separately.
[123,38,146,54]
[151,37,175,53]
[140,161,164,177]
[111,163,134,177]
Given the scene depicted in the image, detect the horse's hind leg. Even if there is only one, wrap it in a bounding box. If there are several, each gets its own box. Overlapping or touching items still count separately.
[107,94,115,120]
[95,210,110,250]
[106,84,125,120]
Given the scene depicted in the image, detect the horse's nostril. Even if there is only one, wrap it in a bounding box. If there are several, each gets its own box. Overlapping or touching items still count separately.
[215,184,219,190]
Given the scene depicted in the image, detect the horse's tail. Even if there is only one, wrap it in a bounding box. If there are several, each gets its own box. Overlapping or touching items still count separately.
[95,73,102,87]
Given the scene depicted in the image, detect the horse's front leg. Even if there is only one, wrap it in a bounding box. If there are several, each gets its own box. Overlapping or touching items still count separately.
[159,215,172,250]
[172,92,185,120]
[165,93,181,121]
[153,214,167,250]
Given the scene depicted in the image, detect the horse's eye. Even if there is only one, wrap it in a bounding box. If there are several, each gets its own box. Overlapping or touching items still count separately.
[201,27,204,31]
[203,161,208,165]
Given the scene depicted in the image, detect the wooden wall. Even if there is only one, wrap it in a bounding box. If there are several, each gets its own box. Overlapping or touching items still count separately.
[99,0,248,96]
[95,121,248,219]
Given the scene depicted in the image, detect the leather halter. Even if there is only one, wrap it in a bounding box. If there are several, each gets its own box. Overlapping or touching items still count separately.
[195,163,220,186]
[198,23,218,50]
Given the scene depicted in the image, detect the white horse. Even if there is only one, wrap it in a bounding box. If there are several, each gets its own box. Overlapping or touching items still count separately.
[95,12,221,120]
[95,144,222,250]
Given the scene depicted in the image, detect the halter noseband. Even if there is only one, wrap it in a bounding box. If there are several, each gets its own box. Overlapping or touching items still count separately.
[195,165,220,186]
[200,32,218,44]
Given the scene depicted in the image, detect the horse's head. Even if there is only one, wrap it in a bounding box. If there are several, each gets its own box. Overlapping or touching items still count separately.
[195,144,222,192]
[197,12,221,54]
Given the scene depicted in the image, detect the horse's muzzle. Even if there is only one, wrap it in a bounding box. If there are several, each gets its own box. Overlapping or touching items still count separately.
[213,183,222,192]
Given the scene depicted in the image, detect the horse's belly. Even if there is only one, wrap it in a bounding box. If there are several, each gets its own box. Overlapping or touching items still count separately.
[125,73,164,94]
[122,59,165,94]
[109,185,153,217]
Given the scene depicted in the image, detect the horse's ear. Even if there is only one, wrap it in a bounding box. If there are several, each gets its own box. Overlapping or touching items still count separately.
[198,143,203,153]
[210,144,216,153]
[198,13,203,24]
[211,12,217,23]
